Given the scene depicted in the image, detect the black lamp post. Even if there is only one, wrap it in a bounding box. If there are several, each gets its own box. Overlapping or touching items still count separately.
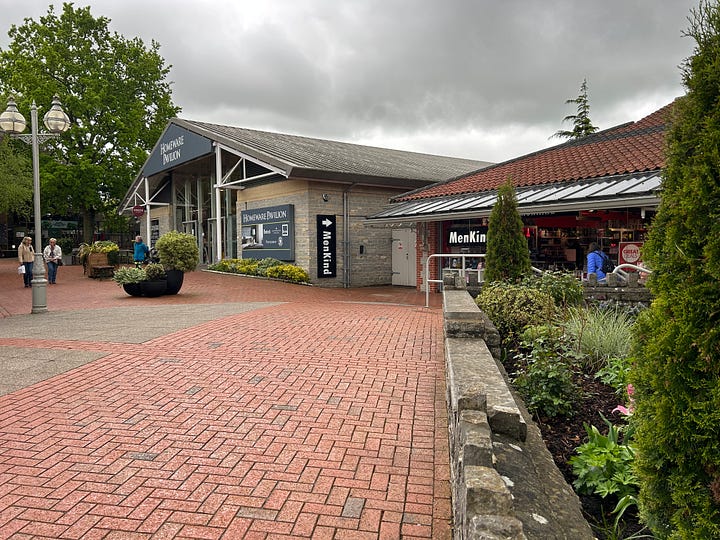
[0,96,71,313]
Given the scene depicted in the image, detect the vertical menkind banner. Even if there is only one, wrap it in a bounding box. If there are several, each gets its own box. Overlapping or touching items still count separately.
[317,215,336,278]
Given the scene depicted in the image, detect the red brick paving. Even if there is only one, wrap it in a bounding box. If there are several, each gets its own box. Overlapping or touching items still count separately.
[0,260,449,539]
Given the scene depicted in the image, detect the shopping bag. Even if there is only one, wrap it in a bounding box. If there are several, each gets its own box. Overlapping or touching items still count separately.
[17,265,25,275]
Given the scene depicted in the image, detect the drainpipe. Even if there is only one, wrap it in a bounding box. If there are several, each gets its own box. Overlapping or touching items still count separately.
[342,184,355,288]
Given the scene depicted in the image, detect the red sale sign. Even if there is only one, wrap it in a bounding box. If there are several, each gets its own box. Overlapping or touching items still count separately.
[619,242,643,267]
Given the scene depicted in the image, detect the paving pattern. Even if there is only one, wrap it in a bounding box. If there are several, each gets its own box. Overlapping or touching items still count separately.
[0,261,449,539]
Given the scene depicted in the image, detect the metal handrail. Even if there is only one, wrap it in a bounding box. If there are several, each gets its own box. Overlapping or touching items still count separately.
[424,253,485,307]
[423,256,652,306]
[610,263,652,284]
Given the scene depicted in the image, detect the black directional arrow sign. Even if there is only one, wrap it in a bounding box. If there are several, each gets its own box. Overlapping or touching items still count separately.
[317,215,336,279]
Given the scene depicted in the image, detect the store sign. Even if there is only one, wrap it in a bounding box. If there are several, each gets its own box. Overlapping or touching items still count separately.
[447,227,488,245]
[143,123,213,177]
[316,215,336,278]
[619,242,643,266]
[241,204,295,261]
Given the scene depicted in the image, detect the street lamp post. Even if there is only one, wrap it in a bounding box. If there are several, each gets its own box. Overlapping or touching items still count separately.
[0,96,71,313]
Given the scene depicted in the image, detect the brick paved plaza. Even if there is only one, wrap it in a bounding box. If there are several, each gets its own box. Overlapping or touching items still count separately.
[0,260,449,539]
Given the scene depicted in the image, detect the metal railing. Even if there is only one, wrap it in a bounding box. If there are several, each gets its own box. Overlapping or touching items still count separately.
[424,253,485,307]
[609,263,652,284]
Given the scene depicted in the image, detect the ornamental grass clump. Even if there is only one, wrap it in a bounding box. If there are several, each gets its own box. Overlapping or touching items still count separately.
[565,307,634,372]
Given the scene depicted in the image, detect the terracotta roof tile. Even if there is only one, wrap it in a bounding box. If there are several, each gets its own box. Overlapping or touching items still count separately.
[397,101,675,201]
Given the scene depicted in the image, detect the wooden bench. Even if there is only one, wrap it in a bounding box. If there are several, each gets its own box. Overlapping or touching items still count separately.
[89,265,115,279]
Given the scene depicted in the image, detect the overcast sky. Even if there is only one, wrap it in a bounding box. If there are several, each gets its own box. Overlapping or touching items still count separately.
[0,0,699,163]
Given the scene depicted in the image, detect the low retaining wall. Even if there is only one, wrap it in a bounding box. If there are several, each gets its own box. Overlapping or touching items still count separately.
[443,290,594,539]
[584,271,651,305]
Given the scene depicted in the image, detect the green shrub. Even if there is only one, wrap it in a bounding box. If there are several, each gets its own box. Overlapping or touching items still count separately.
[476,282,557,345]
[521,270,585,311]
[570,414,638,500]
[265,264,310,283]
[112,266,146,285]
[565,307,634,372]
[209,258,309,284]
[595,356,633,396]
[155,231,199,272]
[144,263,166,281]
[513,330,581,418]
[256,257,284,275]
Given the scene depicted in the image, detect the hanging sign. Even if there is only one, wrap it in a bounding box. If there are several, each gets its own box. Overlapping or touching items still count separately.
[317,215,336,278]
[132,205,145,217]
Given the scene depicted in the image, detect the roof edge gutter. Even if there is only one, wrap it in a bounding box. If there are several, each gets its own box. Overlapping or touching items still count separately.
[366,195,661,224]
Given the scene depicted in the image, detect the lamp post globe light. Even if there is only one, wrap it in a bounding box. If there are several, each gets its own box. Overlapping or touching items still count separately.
[0,95,71,313]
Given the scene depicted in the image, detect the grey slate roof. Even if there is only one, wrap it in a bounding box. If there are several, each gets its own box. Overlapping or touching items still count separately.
[174,118,492,183]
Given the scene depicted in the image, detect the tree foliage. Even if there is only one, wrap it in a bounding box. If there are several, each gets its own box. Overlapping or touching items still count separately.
[0,137,32,217]
[631,2,720,537]
[0,3,180,240]
[552,78,599,140]
[484,179,531,282]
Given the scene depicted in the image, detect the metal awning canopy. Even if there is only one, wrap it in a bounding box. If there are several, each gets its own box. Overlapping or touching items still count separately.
[367,171,662,224]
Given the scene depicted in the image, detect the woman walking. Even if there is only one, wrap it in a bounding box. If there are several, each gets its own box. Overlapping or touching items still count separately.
[18,236,35,288]
[43,237,63,284]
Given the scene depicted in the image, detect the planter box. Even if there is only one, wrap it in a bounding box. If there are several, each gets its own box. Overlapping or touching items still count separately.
[84,252,109,275]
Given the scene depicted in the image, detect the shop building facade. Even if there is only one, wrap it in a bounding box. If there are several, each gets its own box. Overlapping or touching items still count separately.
[369,102,674,289]
[119,119,490,287]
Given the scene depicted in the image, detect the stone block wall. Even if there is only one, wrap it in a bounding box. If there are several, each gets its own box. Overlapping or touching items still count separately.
[443,290,594,539]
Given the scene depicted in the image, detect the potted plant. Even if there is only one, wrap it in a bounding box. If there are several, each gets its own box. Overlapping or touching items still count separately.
[112,266,146,296]
[155,231,200,294]
[140,263,167,297]
[78,240,120,275]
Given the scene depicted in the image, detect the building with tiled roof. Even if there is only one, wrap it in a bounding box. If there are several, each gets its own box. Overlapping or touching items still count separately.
[369,101,676,289]
[119,118,491,287]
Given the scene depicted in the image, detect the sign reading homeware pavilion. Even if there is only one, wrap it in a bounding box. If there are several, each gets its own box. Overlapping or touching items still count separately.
[241,204,295,261]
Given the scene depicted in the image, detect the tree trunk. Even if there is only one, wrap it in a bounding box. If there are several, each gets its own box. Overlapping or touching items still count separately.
[82,209,95,244]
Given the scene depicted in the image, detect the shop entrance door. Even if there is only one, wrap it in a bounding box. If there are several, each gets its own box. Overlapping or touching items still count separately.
[391,228,417,286]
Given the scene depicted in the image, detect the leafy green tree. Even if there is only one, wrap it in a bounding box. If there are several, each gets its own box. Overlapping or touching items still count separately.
[552,78,599,140]
[0,137,32,217]
[0,3,180,241]
[484,179,531,282]
[631,2,720,537]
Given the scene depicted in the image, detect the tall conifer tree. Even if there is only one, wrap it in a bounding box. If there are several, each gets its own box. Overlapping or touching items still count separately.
[632,1,720,536]
[484,179,531,282]
[552,79,599,140]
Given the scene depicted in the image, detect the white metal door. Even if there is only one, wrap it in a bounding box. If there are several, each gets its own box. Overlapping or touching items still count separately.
[391,228,417,286]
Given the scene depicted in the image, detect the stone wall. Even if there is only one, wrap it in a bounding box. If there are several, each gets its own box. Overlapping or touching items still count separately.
[584,271,652,305]
[443,290,594,539]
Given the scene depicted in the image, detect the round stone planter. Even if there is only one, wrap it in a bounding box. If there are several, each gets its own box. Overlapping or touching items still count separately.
[140,280,167,297]
[164,269,184,295]
[122,283,143,297]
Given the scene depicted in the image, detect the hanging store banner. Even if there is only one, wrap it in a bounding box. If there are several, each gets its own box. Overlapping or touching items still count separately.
[241,204,295,261]
[316,215,336,278]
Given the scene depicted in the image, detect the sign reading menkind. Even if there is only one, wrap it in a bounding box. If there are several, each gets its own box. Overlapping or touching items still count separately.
[143,123,213,177]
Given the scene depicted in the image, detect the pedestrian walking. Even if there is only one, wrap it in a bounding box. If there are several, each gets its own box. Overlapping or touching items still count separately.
[43,238,63,284]
[133,235,150,268]
[17,236,34,288]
